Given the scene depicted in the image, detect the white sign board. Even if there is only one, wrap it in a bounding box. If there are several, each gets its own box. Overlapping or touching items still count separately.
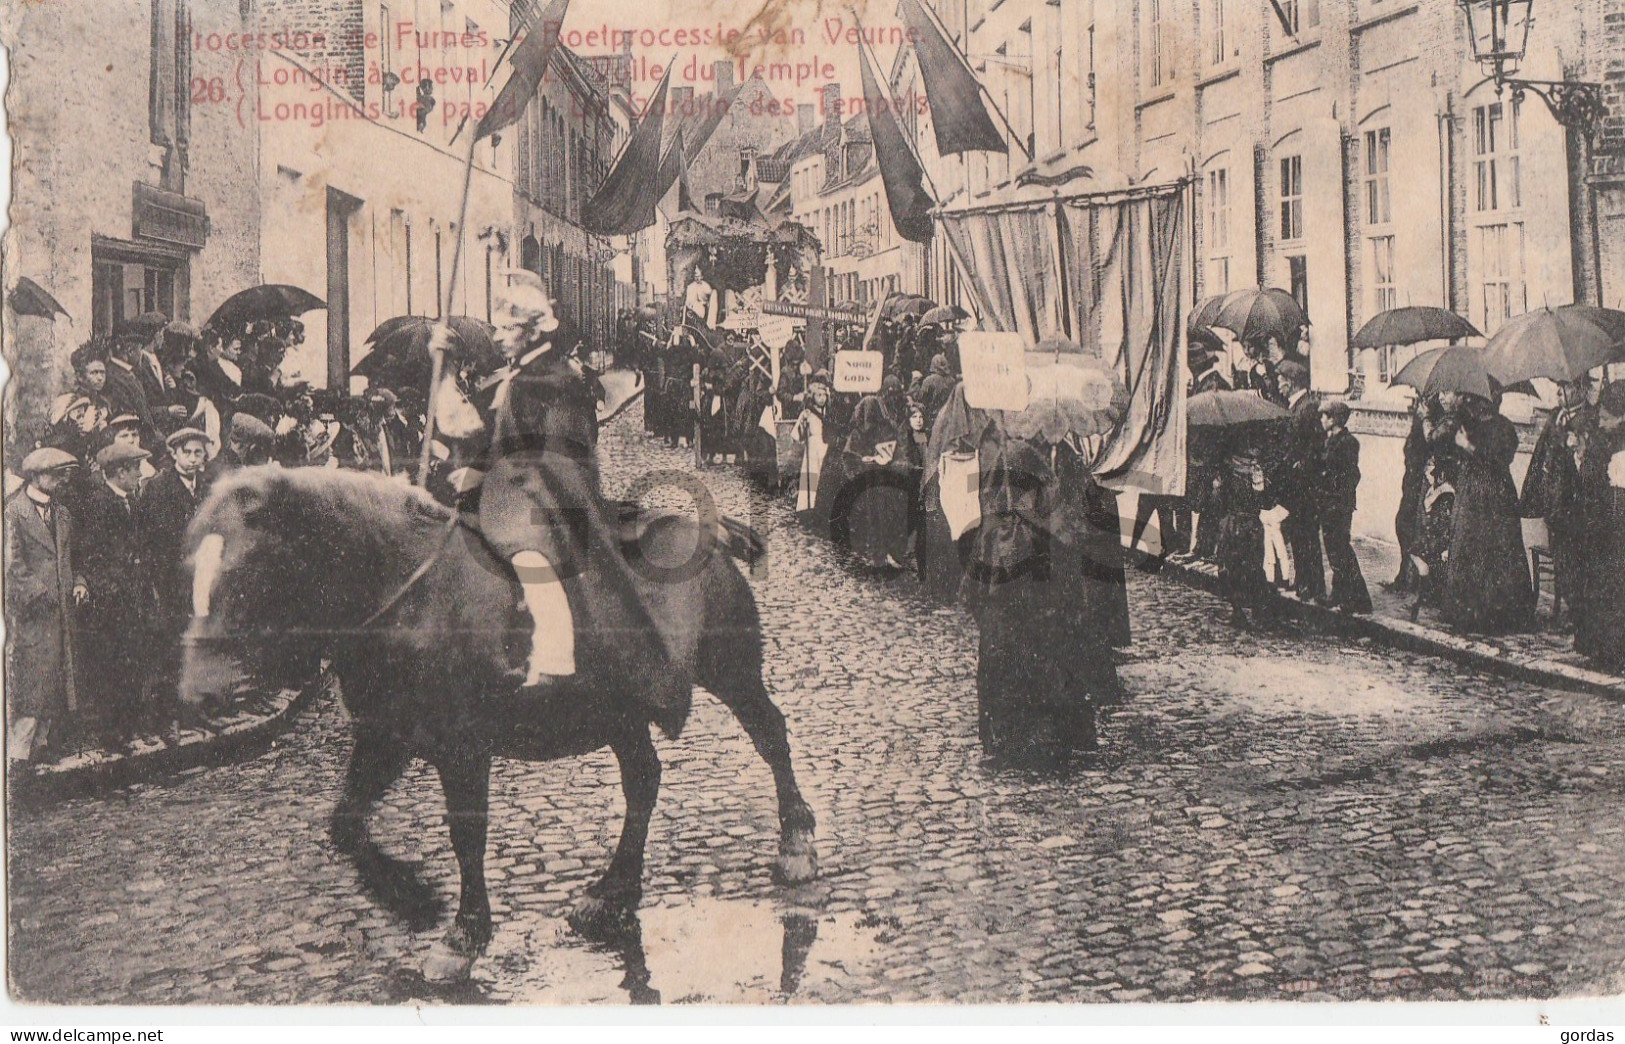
[757,313,800,349]
[960,332,1031,411]
[833,351,885,394]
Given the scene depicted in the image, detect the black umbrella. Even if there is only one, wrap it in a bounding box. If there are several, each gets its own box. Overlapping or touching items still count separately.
[1187,389,1291,428]
[1351,306,1480,350]
[8,277,69,320]
[353,316,501,391]
[921,304,970,327]
[207,284,325,332]
[882,294,934,320]
[1390,344,1496,400]
[1189,293,1232,335]
[1482,304,1625,384]
[1212,288,1309,348]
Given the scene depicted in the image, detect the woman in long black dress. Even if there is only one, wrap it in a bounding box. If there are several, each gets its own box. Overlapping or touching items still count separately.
[1434,395,1534,634]
[840,375,920,569]
[1214,449,1277,627]
[963,432,1124,767]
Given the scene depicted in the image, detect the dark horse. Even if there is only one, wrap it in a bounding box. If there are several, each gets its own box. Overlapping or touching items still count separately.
[178,466,817,981]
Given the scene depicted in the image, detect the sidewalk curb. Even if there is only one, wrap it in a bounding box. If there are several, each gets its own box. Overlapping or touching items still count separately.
[8,669,331,807]
[1156,558,1625,703]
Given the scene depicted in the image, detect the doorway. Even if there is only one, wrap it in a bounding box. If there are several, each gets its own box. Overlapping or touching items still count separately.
[326,187,363,388]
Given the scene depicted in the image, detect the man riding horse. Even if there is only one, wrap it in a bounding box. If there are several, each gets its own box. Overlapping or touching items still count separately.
[456,270,691,729]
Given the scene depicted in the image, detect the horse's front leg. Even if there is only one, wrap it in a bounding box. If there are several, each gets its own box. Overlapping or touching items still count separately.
[423,752,493,983]
[569,725,660,941]
[330,730,443,931]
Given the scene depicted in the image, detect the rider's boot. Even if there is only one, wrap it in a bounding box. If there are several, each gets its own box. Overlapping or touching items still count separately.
[507,549,577,693]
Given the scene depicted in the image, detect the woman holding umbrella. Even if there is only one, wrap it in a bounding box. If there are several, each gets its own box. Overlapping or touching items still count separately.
[961,341,1130,768]
[1187,389,1293,625]
[1431,392,1535,634]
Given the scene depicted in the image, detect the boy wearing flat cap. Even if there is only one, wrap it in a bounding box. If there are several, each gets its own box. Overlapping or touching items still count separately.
[76,443,157,744]
[5,449,85,761]
[137,428,212,713]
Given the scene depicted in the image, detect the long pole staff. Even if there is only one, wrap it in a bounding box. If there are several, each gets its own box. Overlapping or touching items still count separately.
[415,0,554,485]
[417,129,482,486]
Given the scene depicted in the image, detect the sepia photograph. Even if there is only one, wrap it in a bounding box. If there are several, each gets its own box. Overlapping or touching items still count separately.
[3,0,1625,1020]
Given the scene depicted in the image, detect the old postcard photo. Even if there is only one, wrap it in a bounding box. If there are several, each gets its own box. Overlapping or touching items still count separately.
[4,0,1625,1014]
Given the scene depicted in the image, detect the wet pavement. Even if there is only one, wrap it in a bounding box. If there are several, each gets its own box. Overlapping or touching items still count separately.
[10,401,1625,1005]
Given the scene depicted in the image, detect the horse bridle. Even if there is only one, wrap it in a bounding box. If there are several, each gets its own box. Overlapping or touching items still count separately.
[181,509,466,649]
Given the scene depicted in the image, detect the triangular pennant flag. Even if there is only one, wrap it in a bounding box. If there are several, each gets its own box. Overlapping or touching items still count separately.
[474,0,570,142]
[896,0,1007,156]
[858,38,934,243]
[580,67,672,235]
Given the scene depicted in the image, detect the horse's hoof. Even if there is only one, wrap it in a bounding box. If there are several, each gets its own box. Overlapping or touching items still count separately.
[775,827,819,885]
[422,941,477,983]
[568,893,639,942]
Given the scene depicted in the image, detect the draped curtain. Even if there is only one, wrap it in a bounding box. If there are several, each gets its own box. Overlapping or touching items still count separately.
[938,203,1062,343]
[937,184,1190,497]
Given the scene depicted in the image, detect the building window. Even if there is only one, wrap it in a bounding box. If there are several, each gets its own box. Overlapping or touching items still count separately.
[1207,0,1228,66]
[1206,167,1232,295]
[1146,0,1166,88]
[1473,99,1521,213]
[1476,223,1526,331]
[1279,0,1320,35]
[1370,235,1397,313]
[1364,128,1391,225]
[1279,155,1304,242]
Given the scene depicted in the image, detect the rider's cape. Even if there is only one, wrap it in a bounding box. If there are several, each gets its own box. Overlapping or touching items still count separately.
[479,351,693,737]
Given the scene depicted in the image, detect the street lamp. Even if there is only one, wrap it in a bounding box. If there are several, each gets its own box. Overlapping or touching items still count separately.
[1456,0,1604,136]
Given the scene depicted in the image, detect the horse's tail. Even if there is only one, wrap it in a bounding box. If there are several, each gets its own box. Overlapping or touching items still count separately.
[717,515,766,566]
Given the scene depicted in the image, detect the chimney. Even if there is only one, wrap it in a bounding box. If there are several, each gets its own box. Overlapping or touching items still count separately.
[822,83,841,126]
[714,59,733,96]
[797,103,815,136]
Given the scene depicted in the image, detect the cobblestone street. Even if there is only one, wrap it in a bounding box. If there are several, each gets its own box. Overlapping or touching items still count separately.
[10,404,1625,1006]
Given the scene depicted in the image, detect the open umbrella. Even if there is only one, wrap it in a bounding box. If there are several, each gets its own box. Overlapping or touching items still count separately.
[206,284,325,332]
[1187,389,1291,428]
[882,294,934,320]
[1212,288,1308,348]
[8,277,70,320]
[1482,304,1625,384]
[921,304,971,328]
[997,339,1130,444]
[1351,306,1480,350]
[1189,293,1232,335]
[1390,344,1496,400]
[353,316,501,391]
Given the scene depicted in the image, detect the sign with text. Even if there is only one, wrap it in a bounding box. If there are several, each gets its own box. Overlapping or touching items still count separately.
[757,313,800,349]
[762,300,871,324]
[960,332,1031,411]
[833,350,884,394]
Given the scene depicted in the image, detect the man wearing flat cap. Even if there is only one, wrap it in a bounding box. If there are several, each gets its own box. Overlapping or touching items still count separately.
[5,448,85,761]
[138,428,213,708]
[204,412,274,486]
[76,442,158,744]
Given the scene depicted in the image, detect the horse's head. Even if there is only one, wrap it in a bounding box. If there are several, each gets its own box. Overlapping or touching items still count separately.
[178,467,374,712]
